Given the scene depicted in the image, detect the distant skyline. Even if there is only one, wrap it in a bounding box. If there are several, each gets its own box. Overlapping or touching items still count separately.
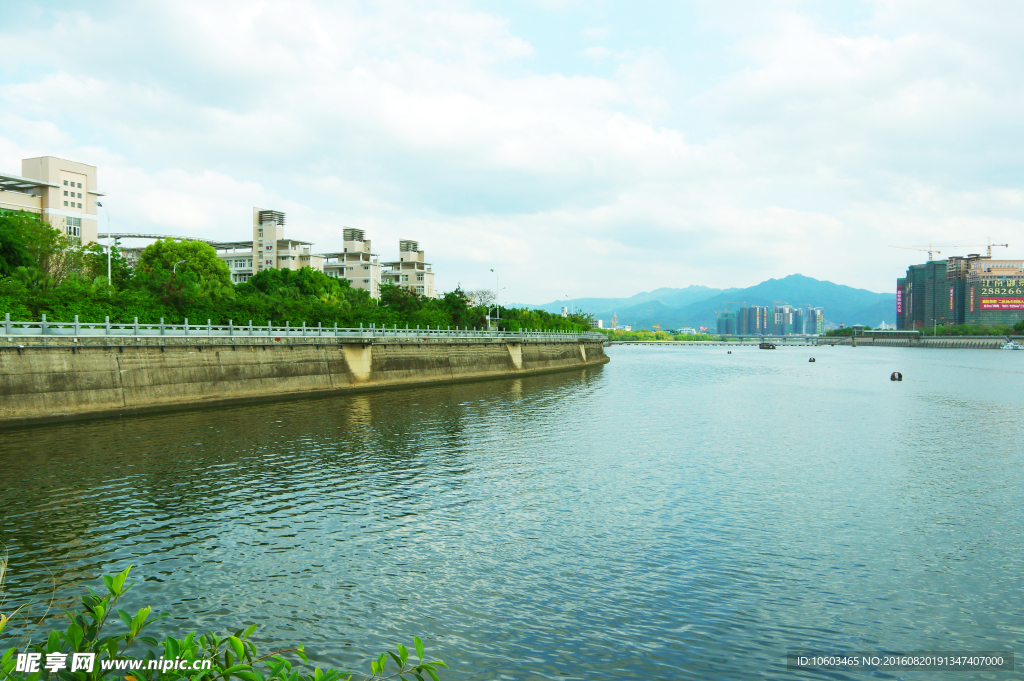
[1,1,1021,302]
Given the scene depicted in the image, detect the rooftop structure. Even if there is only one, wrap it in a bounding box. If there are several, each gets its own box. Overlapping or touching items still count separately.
[0,156,104,244]
[319,227,381,298]
[381,239,437,298]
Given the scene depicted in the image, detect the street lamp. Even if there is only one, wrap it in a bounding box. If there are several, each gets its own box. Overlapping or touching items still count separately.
[172,259,186,274]
[96,201,111,284]
[490,268,499,321]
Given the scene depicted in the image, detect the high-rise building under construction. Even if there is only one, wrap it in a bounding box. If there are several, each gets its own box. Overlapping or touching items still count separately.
[897,253,1024,330]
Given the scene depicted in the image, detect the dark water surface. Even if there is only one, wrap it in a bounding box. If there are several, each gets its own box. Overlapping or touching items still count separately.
[3,346,1024,680]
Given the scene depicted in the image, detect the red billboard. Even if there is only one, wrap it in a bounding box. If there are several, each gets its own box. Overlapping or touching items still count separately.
[980,297,1024,310]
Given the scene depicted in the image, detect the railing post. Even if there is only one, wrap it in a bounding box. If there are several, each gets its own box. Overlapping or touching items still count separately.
[318,321,322,337]
[41,313,47,335]
[105,315,110,335]
[334,322,337,337]
[160,317,165,335]
[229,319,233,337]
[74,314,80,336]
[249,320,253,336]
[286,321,290,337]
[268,320,271,336]
[184,318,189,336]
[4,312,9,336]
[302,322,306,337]
[134,317,139,336]
[207,319,212,336]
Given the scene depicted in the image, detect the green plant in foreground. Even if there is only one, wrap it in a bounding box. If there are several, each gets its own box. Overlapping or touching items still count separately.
[0,566,446,681]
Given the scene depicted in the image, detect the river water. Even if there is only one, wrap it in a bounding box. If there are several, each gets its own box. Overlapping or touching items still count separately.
[2,346,1023,680]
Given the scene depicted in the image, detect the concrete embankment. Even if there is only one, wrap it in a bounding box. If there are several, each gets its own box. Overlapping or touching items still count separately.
[0,336,608,426]
[818,336,1008,349]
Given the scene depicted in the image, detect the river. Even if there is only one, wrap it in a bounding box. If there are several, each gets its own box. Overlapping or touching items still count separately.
[2,346,1023,680]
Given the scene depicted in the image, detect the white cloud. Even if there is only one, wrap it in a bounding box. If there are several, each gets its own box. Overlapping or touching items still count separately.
[0,0,1022,302]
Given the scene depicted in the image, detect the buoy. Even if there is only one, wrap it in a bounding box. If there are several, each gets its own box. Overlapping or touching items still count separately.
[890,372,902,382]
[809,357,815,362]
[728,351,732,354]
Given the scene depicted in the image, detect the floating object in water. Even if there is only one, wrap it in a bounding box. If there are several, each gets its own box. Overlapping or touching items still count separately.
[809,358,815,362]
[1001,341,1022,350]
[728,351,732,354]
[890,372,903,381]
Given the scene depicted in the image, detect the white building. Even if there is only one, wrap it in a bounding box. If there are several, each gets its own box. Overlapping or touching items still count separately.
[319,228,381,298]
[214,208,323,283]
[382,239,437,297]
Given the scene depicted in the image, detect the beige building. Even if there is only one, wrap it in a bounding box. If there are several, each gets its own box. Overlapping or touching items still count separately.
[320,228,382,298]
[215,208,323,283]
[0,156,103,243]
[382,239,436,297]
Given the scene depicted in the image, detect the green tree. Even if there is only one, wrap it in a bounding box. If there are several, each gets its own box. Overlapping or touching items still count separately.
[0,211,35,276]
[138,239,231,287]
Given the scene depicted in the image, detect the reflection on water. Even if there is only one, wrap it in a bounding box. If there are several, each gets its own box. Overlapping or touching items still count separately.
[2,349,1023,680]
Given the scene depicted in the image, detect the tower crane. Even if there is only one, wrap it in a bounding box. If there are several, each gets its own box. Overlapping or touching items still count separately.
[936,238,1009,258]
[890,245,941,260]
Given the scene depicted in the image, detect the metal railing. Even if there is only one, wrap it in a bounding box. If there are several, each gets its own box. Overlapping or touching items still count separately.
[1,313,604,342]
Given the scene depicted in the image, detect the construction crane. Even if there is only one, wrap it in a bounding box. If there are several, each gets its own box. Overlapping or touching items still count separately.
[610,312,618,330]
[936,238,1009,258]
[890,245,941,260]
[652,323,662,333]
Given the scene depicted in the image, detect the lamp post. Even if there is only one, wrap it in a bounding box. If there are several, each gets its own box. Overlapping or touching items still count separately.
[490,268,499,322]
[173,259,186,274]
[96,201,111,284]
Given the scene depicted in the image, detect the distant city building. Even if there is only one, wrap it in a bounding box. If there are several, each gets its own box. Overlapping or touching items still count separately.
[381,239,437,298]
[319,228,381,298]
[806,306,825,335]
[561,306,568,317]
[679,326,697,335]
[0,155,103,244]
[716,302,823,335]
[589,319,605,329]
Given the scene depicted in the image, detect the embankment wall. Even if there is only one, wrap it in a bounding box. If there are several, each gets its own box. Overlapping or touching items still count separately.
[818,336,1008,349]
[0,337,608,426]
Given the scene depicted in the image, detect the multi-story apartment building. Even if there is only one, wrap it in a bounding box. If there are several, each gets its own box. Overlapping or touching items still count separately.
[214,208,323,283]
[381,239,436,297]
[0,156,103,243]
[319,228,381,298]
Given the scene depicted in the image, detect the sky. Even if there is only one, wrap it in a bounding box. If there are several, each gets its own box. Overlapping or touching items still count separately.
[1,0,1022,302]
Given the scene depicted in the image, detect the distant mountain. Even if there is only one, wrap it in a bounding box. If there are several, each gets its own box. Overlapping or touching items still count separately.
[513,285,726,316]
[516,275,895,331]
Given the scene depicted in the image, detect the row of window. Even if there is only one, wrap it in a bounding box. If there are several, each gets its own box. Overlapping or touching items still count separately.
[65,190,82,198]
[65,217,81,237]
[227,259,253,268]
[64,201,83,208]
[63,180,83,188]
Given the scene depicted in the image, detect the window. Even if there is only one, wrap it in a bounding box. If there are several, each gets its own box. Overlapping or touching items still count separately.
[78,202,82,208]
[77,192,82,198]
[77,182,82,188]
[416,286,424,294]
[63,180,68,186]
[416,273,424,281]
[401,275,409,282]
[66,216,81,237]
[362,264,369,270]
[258,228,264,238]
[63,190,68,196]
[64,201,68,206]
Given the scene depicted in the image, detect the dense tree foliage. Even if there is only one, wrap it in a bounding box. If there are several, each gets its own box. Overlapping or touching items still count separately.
[0,210,592,332]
